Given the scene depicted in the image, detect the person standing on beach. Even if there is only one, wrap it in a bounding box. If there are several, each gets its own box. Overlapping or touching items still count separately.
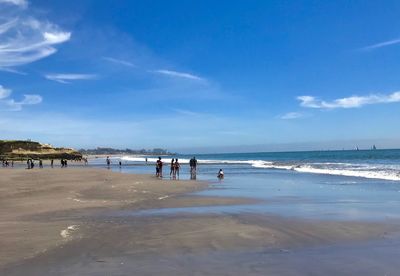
[190,156,198,178]
[39,159,43,168]
[50,159,54,168]
[174,158,180,179]
[156,157,163,178]
[170,158,175,177]
[106,156,111,167]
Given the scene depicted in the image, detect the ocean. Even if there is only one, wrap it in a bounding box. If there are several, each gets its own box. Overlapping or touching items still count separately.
[91,149,400,221]
[95,149,400,181]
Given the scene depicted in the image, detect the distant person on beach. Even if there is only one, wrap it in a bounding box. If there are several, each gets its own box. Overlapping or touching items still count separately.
[106,156,111,167]
[174,158,180,179]
[39,159,43,168]
[30,160,34,169]
[50,159,54,168]
[217,169,224,179]
[190,157,197,172]
[27,159,30,169]
[156,157,163,177]
[170,158,175,177]
[145,157,148,164]
[190,157,197,178]
[119,161,122,167]
[11,160,13,167]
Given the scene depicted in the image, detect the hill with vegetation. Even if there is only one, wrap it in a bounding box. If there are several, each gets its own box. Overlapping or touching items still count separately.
[0,140,82,160]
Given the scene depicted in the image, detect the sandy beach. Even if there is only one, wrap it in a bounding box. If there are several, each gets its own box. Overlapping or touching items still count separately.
[1,167,400,275]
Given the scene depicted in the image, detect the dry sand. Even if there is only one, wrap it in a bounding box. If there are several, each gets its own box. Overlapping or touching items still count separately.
[1,167,399,275]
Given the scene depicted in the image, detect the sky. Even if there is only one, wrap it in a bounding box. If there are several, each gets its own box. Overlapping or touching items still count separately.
[1,0,400,153]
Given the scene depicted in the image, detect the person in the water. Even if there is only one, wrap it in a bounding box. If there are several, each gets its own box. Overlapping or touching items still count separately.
[217,169,224,179]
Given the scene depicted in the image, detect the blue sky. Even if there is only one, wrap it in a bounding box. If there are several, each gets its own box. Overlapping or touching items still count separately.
[1,0,400,152]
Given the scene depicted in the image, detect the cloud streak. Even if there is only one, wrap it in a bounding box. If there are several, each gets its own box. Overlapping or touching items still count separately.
[151,69,205,81]
[45,73,97,84]
[298,92,400,109]
[102,57,136,67]
[0,84,42,110]
[359,38,400,51]
[280,112,304,119]
[0,2,71,70]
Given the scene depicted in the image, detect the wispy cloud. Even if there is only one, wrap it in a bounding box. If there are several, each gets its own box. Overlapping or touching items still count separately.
[0,84,42,110]
[0,0,28,8]
[280,112,304,119]
[297,91,400,109]
[359,38,400,51]
[45,73,97,84]
[102,57,136,67]
[0,2,71,70]
[151,69,205,81]
[171,108,202,116]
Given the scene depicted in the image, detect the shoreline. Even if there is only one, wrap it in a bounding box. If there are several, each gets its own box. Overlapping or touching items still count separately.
[1,167,400,275]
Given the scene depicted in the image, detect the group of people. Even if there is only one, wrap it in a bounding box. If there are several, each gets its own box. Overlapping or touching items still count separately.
[26,159,43,169]
[25,159,67,169]
[154,156,224,179]
[169,158,181,179]
[1,160,13,167]
[60,159,68,168]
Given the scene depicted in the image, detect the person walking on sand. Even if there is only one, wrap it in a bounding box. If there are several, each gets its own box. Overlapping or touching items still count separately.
[39,159,43,168]
[174,158,180,179]
[106,156,111,167]
[50,159,54,168]
[170,158,175,177]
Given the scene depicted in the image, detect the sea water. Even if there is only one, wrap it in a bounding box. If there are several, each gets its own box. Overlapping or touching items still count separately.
[90,149,400,221]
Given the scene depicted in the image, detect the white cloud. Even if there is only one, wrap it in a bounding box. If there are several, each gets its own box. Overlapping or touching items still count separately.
[0,85,12,99]
[0,2,71,70]
[0,0,28,8]
[6,94,42,111]
[360,38,400,51]
[298,91,400,109]
[45,73,97,84]
[102,57,136,67]
[0,84,42,110]
[43,31,71,44]
[151,69,205,81]
[280,112,304,119]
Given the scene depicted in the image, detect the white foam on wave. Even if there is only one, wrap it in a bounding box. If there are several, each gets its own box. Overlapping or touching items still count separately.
[251,161,400,181]
[121,156,272,166]
[293,165,400,181]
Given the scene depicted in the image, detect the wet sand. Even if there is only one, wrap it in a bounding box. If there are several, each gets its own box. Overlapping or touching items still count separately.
[1,168,400,275]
